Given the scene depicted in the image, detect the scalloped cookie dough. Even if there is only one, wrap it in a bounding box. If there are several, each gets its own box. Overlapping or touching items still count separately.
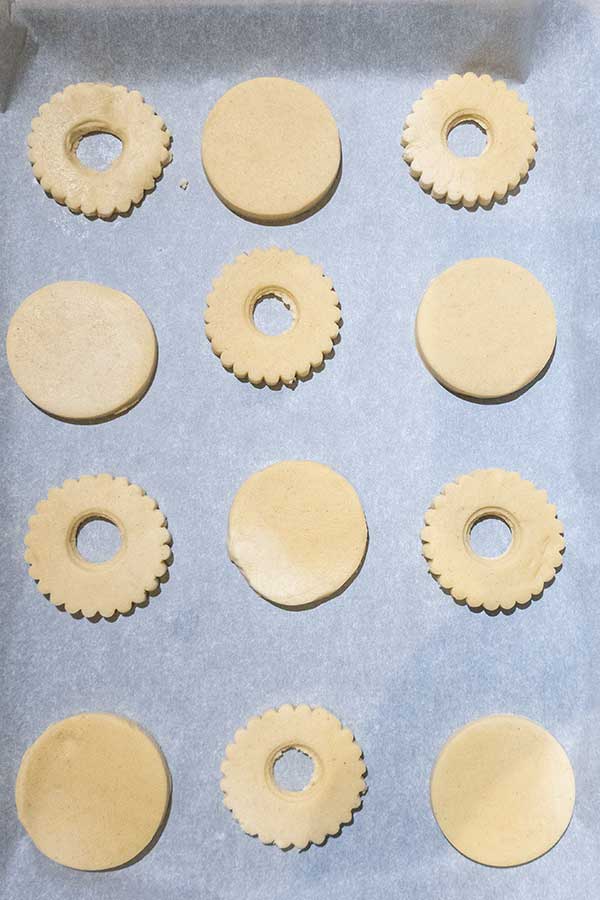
[228,461,368,608]
[422,469,564,612]
[202,77,341,224]
[25,474,172,618]
[27,83,171,218]
[431,714,575,867]
[205,248,341,387]
[402,73,536,208]
[416,259,556,400]
[7,281,157,422]
[221,705,366,849]
[16,713,171,870]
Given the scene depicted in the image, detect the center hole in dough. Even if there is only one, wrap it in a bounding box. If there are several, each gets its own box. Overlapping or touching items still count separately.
[447,120,488,157]
[76,517,121,563]
[76,132,123,171]
[469,515,512,559]
[273,748,315,792]
[252,293,294,336]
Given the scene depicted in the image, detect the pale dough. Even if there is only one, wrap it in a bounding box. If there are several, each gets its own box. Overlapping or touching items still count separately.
[16,713,171,870]
[402,73,536,207]
[201,77,341,224]
[27,83,171,218]
[221,704,366,849]
[228,461,368,608]
[416,258,556,399]
[430,714,575,867]
[205,248,341,387]
[7,281,157,422]
[422,468,564,612]
[25,474,172,618]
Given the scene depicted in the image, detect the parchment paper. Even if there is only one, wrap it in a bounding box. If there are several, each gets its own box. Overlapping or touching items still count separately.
[1,2,599,899]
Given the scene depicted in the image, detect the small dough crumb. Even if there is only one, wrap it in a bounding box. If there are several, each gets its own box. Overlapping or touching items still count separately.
[179,178,189,190]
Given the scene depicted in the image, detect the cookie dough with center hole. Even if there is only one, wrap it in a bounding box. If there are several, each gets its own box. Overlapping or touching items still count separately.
[430,714,575,867]
[201,77,341,224]
[228,461,367,608]
[16,713,171,870]
[7,281,157,422]
[221,704,366,849]
[25,474,172,618]
[416,259,556,399]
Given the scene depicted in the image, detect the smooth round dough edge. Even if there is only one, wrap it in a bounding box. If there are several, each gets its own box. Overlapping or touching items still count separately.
[228,460,368,607]
[201,77,341,223]
[416,258,556,399]
[430,714,575,867]
[7,281,157,421]
[15,712,171,871]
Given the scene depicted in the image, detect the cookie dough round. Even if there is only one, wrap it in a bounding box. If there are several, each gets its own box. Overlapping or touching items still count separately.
[402,73,536,207]
[205,248,341,387]
[421,468,564,612]
[221,704,366,849]
[27,82,171,218]
[16,713,171,870]
[202,77,341,224]
[416,259,556,399]
[431,714,575,867]
[228,461,367,608]
[25,474,172,618]
[7,281,157,422]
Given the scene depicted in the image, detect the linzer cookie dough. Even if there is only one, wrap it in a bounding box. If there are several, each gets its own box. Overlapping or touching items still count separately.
[25,474,172,618]
[205,248,341,387]
[27,83,171,218]
[202,77,341,224]
[402,73,536,207]
[228,461,368,608]
[16,713,171,870]
[7,281,158,422]
[422,468,564,612]
[221,705,366,849]
[430,714,575,866]
[416,259,556,400]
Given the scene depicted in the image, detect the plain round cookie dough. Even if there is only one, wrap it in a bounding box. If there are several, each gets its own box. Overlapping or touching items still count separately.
[27,83,171,218]
[228,461,367,608]
[402,73,536,207]
[205,247,341,387]
[25,474,172,618]
[16,713,171,870]
[421,468,564,612]
[416,258,556,399]
[201,77,341,224]
[7,281,157,422]
[221,704,366,849]
[430,714,575,867]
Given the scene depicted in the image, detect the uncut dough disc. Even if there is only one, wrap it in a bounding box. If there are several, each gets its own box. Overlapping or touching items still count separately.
[15,713,171,870]
[416,258,556,399]
[7,281,157,421]
[202,77,341,224]
[430,714,575,867]
[228,461,368,608]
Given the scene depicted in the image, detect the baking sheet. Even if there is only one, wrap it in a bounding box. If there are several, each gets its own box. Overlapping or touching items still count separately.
[1,1,600,898]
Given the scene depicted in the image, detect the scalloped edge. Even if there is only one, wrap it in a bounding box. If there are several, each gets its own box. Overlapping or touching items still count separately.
[204,247,341,388]
[24,474,172,619]
[27,83,172,219]
[421,469,565,612]
[220,704,367,849]
[401,72,537,209]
